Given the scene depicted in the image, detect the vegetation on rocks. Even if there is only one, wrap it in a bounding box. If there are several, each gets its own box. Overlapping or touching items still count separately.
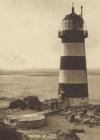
[8,96,43,111]
[8,99,26,110]
[23,96,43,110]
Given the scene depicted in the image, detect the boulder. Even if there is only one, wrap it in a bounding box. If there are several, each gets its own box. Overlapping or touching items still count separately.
[0,122,21,140]
[24,96,43,111]
[8,99,26,110]
[57,130,80,140]
[8,96,43,111]
[70,128,85,133]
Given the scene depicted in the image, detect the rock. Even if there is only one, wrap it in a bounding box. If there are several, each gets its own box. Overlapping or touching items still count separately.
[83,118,91,124]
[94,105,100,112]
[89,124,94,128]
[24,96,43,111]
[8,99,26,110]
[17,113,46,129]
[70,128,85,133]
[8,96,43,111]
[43,98,59,111]
[18,130,58,140]
[4,113,46,129]
[0,122,21,140]
[57,130,80,140]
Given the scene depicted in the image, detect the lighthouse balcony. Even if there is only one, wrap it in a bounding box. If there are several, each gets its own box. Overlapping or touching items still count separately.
[84,30,88,38]
[58,29,88,40]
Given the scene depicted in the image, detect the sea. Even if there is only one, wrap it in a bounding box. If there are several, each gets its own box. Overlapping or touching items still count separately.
[0,71,100,104]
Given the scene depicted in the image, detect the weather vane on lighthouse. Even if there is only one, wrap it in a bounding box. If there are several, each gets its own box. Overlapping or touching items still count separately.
[72,2,74,7]
[58,4,89,107]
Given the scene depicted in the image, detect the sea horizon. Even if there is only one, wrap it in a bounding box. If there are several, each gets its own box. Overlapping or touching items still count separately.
[0,68,100,76]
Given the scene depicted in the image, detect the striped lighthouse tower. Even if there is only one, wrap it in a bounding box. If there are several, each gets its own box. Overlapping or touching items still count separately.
[58,6,89,106]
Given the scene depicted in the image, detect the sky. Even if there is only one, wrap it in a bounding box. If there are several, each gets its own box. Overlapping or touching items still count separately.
[0,0,99,70]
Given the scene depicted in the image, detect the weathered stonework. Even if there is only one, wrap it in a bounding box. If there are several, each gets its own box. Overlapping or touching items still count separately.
[61,97,88,108]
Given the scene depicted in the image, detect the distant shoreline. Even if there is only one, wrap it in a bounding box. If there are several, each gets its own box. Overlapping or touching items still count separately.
[0,72,99,76]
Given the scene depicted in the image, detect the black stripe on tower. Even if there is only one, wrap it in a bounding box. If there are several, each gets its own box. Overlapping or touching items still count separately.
[58,83,88,98]
[60,56,86,70]
[59,30,85,43]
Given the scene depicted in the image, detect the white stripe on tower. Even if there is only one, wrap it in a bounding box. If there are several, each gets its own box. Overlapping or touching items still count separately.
[58,42,88,105]
[61,43,85,56]
[59,70,87,84]
[59,42,87,83]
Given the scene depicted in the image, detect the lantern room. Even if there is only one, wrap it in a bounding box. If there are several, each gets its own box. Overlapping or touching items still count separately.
[62,7,83,30]
[58,6,88,39]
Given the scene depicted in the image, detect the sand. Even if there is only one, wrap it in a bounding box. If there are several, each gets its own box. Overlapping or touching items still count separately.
[37,114,100,140]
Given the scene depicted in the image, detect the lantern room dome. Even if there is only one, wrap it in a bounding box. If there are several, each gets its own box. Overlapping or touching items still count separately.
[63,12,83,22]
[63,6,83,22]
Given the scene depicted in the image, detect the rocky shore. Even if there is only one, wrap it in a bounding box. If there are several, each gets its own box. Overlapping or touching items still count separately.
[0,96,100,140]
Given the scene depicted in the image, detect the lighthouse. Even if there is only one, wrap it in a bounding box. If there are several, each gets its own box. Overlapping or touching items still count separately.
[58,6,88,106]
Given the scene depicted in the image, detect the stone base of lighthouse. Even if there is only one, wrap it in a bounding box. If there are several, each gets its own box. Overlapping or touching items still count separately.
[60,97,89,108]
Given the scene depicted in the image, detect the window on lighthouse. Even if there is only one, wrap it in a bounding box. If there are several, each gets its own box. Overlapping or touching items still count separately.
[63,20,68,30]
[63,20,73,30]
[68,20,73,29]
[74,20,83,30]
[62,20,84,30]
